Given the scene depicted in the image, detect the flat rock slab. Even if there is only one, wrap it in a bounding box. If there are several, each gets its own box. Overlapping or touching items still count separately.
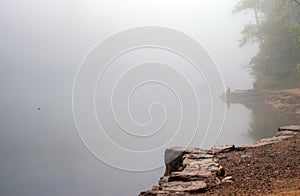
[162,181,207,192]
[164,147,203,166]
[183,153,213,159]
[209,145,235,154]
[242,134,294,148]
[164,147,210,175]
[278,125,300,132]
[139,191,187,196]
[169,171,212,181]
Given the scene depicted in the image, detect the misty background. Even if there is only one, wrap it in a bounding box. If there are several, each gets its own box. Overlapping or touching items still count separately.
[0,0,268,196]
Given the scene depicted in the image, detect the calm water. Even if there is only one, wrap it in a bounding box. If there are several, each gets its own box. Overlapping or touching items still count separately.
[0,95,298,196]
[1,1,297,195]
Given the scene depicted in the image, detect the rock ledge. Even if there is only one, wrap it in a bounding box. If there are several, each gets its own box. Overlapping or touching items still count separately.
[139,125,300,196]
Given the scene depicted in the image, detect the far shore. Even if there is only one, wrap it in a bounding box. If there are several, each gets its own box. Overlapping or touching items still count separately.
[226,88,300,119]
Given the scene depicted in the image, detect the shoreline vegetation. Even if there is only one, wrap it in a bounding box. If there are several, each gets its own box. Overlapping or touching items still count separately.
[232,0,300,90]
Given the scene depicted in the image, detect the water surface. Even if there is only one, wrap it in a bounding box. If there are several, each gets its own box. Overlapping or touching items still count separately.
[1,0,297,195]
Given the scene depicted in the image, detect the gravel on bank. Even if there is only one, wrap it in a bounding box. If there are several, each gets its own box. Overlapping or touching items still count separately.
[206,133,300,195]
[139,126,300,196]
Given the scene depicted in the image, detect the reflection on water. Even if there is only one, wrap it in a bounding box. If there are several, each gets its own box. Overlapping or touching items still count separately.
[0,96,298,196]
[217,102,299,146]
[246,103,299,141]
[215,103,253,146]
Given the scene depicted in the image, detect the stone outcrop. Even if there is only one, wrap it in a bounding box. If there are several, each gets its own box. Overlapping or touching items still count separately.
[278,125,300,132]
[140,146,220,196]
[226,89,300,117]
[139,125,300,196]
[241,125,300,148]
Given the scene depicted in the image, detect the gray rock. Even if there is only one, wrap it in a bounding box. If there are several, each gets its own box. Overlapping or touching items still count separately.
[278,125,300,132]
[164,147,188,176]
[183,153,213,159]
[242,135,294,148]
[209,145,235,154]
[162,181,207,192]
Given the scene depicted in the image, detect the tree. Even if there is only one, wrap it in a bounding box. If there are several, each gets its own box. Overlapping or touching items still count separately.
[234,0,300,89]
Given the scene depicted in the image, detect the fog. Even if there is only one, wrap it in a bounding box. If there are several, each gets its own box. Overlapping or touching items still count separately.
[0,0,263,195]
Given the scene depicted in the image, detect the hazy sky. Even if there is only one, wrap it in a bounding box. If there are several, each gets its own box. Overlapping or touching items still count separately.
[0,1,259,195]
[0,0,257,95]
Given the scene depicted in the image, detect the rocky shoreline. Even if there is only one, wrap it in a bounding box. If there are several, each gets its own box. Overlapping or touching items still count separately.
[139,125,300,195]
[226,88,300,118]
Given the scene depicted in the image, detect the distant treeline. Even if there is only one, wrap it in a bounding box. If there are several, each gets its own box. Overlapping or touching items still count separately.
[234,0,300,89]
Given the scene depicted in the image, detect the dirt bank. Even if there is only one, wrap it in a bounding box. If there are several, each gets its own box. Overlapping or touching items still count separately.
[208,126,300,195]
[139,126,300,196]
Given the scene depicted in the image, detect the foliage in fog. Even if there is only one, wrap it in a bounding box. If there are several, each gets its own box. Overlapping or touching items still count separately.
[234,0,300,89]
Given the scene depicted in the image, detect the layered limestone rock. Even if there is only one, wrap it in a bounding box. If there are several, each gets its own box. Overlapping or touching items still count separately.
[139,147,225,195]
[139,125,300,196]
